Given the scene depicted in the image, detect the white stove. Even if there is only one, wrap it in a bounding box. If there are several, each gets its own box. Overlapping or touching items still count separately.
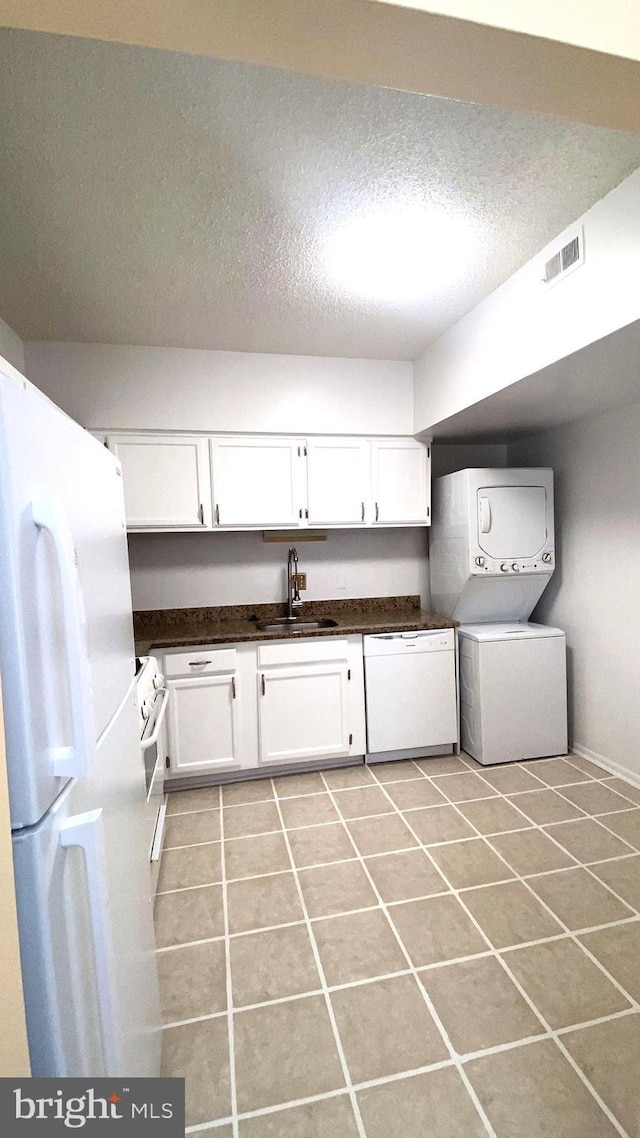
[136,655,166,743]
[135,656,169,892]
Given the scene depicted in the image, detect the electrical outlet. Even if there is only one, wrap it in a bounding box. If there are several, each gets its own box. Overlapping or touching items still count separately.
[296,572,307,591]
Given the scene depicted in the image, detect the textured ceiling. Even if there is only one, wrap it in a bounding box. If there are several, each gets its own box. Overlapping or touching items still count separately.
[0,29,639,360]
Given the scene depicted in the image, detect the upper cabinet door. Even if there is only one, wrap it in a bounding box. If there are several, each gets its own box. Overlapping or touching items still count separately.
[210,437,306,527]
[371,440,430,526]
[107,435,212,530]
[306,438,370,526]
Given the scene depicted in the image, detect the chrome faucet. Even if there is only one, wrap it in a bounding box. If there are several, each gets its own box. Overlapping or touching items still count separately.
[286,547,303,621]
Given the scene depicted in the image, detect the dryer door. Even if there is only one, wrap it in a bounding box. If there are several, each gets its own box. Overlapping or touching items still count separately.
[476,485,548,559]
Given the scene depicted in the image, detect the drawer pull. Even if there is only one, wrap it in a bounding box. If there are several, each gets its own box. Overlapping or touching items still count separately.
[189,659,212,667]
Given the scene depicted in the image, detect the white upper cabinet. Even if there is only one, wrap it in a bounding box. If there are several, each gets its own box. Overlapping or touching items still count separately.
[107,434,212,530]
[109,431,431,531]
[306,438,371,526]
[371,439,430,526]
[210,437,306,528]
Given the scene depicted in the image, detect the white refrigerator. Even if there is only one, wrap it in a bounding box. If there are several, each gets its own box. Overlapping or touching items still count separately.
[0,364,161,1077]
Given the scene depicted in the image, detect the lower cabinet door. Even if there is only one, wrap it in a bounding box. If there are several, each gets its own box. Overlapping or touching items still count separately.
[167,674,242,774]
[258,662,351,765]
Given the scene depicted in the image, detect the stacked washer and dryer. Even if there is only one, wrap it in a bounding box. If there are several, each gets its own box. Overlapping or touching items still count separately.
[430,469,568,765]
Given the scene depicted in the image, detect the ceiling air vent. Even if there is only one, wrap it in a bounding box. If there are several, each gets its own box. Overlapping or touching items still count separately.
[542,227,584,289]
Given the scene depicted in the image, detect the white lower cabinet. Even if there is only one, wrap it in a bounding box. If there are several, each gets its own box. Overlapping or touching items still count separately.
[164,647,245,777]
[258,662,351,765]
[162,635,366,778]
[256,636,366,768]
[166,675,242,775]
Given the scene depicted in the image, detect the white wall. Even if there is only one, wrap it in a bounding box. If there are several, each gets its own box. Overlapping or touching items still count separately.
[414,167,640,434]
[431,442,507,479]
[23,342,414,436]
[374,1,640,60]
[0,316,24,373]
[509,401,640,782]
[128,528,430,611]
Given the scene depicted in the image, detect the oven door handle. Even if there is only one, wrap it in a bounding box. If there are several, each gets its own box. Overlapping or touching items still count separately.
[141,688,170,750]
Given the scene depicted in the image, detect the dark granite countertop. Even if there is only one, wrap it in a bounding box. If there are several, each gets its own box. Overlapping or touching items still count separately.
[134,596,457,656]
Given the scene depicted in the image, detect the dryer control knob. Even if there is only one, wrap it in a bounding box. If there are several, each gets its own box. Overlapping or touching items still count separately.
[500,562,509,572]
[511,563,520,572]
[475,556,485,566]
[542,552,552,564]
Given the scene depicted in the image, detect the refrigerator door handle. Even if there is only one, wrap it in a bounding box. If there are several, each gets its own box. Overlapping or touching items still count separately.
[479,496,492,533]
[31,494,96,779]
[60,808,121,1076]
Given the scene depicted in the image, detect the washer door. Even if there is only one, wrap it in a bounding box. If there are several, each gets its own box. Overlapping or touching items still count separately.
[476,485,548,559]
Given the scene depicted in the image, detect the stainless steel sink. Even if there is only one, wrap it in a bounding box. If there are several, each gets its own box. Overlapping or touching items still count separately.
[256,618,338,634]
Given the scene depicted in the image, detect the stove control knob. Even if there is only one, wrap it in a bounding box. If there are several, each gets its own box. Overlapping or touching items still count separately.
[475,556,485,567]
[511,563,520,572]
[141,700,151,721]
[153,672,165,690]
[500,562,509,572]
[542,552,552,564]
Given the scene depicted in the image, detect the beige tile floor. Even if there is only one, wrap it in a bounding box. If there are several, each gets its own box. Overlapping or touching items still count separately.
[156,752,640,1136]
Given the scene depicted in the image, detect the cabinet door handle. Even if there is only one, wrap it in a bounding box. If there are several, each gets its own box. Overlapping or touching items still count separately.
[215,503,220,525]
[375,501,379,522]
[361,501,365,521]
[231,676,236,699]
[261,673,266,696]
[305,508,309,519]
[299,508,303,519]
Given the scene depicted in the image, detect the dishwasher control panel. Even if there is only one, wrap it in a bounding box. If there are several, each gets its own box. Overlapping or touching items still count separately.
[363,629,455,655]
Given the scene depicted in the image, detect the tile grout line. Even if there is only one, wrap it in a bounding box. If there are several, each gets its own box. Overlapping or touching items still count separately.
[164,763,639,826]
[365,767,640,978]
[156,844,640,899]
[430,773,640,1100]
[157,907,640,965]
[160,912,640,1027]
[318,769,499,1138]
[165,750,633,817]
[166,756,640,1133]
[217,783,240,1138]
[365,765,636,1137]
[399,765,640,962]
[268,777,369,1138]
[183,1001,640,1134]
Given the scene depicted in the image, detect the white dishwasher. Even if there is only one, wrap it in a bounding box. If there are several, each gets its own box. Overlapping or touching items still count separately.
[364,629,458,763]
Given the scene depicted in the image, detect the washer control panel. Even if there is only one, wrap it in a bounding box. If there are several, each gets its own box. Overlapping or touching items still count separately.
[470,551,554,575]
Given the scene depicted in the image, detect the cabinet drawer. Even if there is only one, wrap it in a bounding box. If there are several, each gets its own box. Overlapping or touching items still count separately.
[258,638,350,667]
[164,647,237,677]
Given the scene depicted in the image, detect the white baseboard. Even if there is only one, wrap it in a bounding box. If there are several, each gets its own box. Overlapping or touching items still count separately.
[571,742,640,791]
